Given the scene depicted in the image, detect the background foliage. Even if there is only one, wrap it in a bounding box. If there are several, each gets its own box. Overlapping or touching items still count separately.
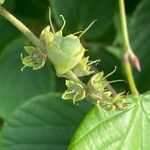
[0,0,150,149]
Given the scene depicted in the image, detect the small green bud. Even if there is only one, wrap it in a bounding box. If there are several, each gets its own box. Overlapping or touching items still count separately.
[100,100,112,110]
[96,92,127,111]
[88,72,108,93]
[21,46,46,71]
[87,68,127,111]
[93,91,112,111]
[101,91,112,99]
[72,57,99,77]
[111,93,125,103]
[111,92,127,109]
[62,80,86,103]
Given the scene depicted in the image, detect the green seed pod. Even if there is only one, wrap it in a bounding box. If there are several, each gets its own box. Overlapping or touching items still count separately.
[45,32,85,75]
[40,8,96,75]
[21,46,46,71]
[0,0,5,5]
[62,80,86,103]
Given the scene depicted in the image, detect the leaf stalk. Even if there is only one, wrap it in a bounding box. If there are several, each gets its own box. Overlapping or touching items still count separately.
[119,0,139,96]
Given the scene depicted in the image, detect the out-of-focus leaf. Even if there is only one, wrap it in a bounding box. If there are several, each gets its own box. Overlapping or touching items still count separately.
[129,0,150,92]
[0,36,56,119]
[49,0,117,40]
[0,132,2,148]
[12,0,49,36]
[14,0,49,18]
[125,0,142,14]
[1,93,91,150]
[0,18,19,52]
[69,92,150,150]
[106,46,123,60]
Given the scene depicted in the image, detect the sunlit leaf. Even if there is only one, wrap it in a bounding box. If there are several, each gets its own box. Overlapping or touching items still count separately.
[69,92,150,149]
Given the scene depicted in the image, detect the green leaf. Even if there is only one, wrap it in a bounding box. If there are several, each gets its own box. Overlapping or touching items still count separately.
[0,132,2,148]
[1,93,91,150]
[129,0,150,92]
[3,0,49,36]
[0,37,55,119]
[14,0,49,18]
[0,18,19,52]
[125,0,142,14]
[49,0,117,40]
[69,92,150,149]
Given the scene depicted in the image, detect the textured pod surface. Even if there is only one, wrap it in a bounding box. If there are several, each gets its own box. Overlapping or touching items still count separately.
[40,25,85,75]
[46,33,85,75]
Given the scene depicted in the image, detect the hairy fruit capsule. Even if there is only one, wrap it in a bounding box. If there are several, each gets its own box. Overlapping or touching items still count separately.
[21,46,46,71]
[44,29,85,75]
[40,9,96,75]
[72,57,100,77]
[62,80,86,103]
